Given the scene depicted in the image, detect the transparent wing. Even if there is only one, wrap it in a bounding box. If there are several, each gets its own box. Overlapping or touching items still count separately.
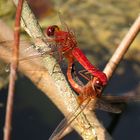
[0,39,60,72]
[94,98,123,113]
[58,12,70,32]
[48,91,139,139]
[0,39,55,57]
[48,98,91,140]
[58,12,75,35]
[101,93,140,103]
[95,87,140,113]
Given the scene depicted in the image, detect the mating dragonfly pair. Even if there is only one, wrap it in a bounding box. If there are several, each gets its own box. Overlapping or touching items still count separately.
[0,19,139,140]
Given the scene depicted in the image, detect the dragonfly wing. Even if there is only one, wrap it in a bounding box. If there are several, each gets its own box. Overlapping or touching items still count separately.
[48,117,69,140]
[0,40,40,59]
[58,12,70,32]
[48,98,91,140]
[93,98,123,113]
[101,92,140,103]
[0,55,47,73]
[0,39,59,72]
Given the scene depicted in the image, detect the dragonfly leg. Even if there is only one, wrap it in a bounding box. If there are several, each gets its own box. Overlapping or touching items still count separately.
[78,69,92,81]
[57,47,64,63]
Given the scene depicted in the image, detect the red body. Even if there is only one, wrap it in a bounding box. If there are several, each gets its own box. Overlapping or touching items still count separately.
[54,30,107,85]
[54,30,107,86]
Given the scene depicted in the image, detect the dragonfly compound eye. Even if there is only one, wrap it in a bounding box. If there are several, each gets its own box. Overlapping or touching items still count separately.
[46,25,60,37]
[94,79,103,91]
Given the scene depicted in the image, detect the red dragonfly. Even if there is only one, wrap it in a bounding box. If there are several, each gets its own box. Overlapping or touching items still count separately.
[48,56,140,140]
[45,24,107,86]
[1,10,107,86]
[1,24,107,87]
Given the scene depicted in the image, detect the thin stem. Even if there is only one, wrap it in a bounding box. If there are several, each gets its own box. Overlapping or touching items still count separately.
[3,1,23,140]
[103,15,140,80]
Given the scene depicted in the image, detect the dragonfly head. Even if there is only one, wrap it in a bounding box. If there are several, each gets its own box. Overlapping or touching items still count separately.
[92,77,103,97]
[46,25,60,37]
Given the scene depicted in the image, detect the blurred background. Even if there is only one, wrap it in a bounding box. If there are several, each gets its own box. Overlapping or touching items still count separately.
[0,0,140,139]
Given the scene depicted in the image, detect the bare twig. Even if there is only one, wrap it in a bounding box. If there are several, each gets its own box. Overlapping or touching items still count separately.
[103,15,140,79]
[3,0,23,140]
